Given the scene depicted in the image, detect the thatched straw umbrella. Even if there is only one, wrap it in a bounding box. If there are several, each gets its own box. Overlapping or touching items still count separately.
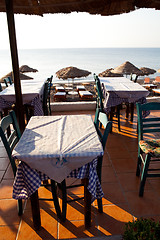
[111,61,142,76]
[98,68,123,77]
[138,67,156,76]
[19,65,38,73]
[56,66,91,80]
[0,71,33,83]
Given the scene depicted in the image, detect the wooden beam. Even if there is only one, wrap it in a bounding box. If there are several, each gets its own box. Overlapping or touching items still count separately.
[5,0,25,133]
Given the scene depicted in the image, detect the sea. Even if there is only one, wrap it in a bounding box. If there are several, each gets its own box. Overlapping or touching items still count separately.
[0,48,160,83]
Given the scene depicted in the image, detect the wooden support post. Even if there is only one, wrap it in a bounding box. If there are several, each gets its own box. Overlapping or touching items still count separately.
[5,0,25,133]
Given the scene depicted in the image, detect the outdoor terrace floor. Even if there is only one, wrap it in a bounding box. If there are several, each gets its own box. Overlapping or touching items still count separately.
[0,107,160,240]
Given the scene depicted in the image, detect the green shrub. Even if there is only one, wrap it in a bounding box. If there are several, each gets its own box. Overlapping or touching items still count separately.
[123,218,160,240]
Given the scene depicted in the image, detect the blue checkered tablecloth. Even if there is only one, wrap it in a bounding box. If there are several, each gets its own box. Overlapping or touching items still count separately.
[13,158,104,202]
[0,95,43,116]
[101,83,149,117]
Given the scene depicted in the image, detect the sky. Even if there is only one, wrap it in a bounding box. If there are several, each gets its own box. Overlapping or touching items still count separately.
[0,8,160,49]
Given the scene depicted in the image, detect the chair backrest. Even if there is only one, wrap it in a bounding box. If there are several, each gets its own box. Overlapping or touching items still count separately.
[94,108,112,150]
[144,77,150,84]
[94,75,104,111]
[4,77,13,87]
[0,110,21,176]
[42,82,49,116]
[47,75,53,96]
[0,83,2,92]
[136,102,160,142]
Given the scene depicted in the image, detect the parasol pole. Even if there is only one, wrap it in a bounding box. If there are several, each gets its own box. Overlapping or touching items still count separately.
[5,0,25,132]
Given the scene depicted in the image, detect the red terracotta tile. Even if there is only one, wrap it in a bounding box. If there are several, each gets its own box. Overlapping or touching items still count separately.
[0,170,5,181]
[102,153,112,167]
[0,225,18,240]
[111,157,137,174]
[124,190,160,217]
[0,179,15,201]
[3,164,14,179]
[117,172,151,192]
[58,219,99,239]
[0,157,9,170]
[0,199,21,225]
[101,166,117,183]
[97,204,134,236]
[99,182,127,206]
[17,209,58,240]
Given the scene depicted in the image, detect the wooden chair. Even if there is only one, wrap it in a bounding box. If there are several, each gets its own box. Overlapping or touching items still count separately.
[0,111,23,215]
[4,77,13,87]
[51,108,112,222]
[42,81,49,116]
[47,75,53,115]
[94,74,121,131]
[136,102,160,197]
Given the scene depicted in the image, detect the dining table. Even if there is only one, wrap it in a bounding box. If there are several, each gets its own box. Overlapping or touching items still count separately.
[12,114,104,229]
[0,78,46,116]
[99,77,149,121]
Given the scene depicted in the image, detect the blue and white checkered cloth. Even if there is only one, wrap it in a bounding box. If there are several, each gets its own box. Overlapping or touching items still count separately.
[0,95,43,116]
[13,158,104,202]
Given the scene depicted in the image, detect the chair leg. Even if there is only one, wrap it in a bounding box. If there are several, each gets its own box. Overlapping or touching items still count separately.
[97,198,103,213]
[125,103,129,119]
[136,147,142,176]
[18,199,23,216]
[51,179,67,221]
[130,103,134,122]
[96,156,103,213]
[83,178,91,228]
[117,105,121,131]
[139,154,151,197]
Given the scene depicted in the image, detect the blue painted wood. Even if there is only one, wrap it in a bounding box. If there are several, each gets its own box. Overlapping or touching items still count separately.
[0,110,22,215]
[136,102,160,197]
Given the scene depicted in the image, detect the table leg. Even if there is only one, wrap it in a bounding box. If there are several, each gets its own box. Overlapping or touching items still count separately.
[83,178,91,228]
[130,103,134,122]
[30,190,41,230]
[125,103,129,119]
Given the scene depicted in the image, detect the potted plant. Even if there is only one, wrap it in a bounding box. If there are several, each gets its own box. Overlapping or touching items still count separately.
[123,218,160,240]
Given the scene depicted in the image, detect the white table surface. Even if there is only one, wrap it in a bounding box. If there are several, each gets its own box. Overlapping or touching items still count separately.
[0,79,46,104]
[12,115,103,183]
[100,76,149,101]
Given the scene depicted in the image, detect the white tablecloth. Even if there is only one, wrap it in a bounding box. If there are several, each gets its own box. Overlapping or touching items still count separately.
[0,79,46,115]
[99,77,149,112]
[12,115,103,183]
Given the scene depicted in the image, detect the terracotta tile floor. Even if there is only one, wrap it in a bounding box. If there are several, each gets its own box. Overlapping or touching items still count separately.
[0,108,160,240]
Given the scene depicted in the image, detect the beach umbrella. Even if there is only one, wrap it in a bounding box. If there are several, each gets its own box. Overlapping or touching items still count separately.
[138,67,156,76]
[19,65,38,73]
[111,61,142,75]
[98,68,123,77]
[56,66,91,79]
[0,71,33,83]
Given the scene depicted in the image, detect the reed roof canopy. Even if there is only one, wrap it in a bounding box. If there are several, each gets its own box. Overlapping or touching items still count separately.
[0,0,160,16]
